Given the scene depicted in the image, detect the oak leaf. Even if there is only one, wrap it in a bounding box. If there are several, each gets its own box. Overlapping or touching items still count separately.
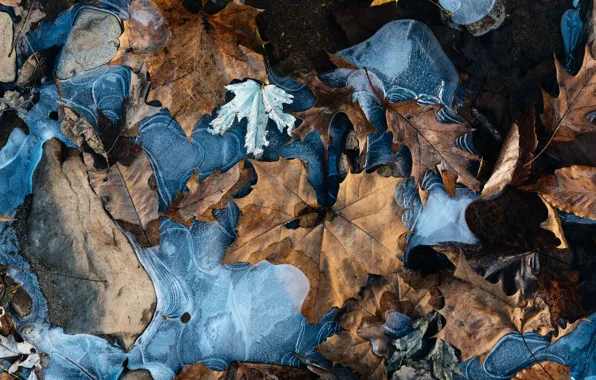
[539,45,596,166]
[132,1,268,134]
[165,162,253,226]
[175,362,314,380]
[513,362,571,380]
[292,71,376,149]
[523,165,596,220]
[434,253,527,360]
[222,158,405,323]
[386,100,481,192]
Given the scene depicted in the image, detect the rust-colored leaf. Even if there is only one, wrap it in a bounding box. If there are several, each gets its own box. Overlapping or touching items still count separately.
[514,362,571,380]
[223,158,405,323]
[0,216,15,222]
[126,1,268,134]
[386,100,481,192]
[523,165,596,220]
[292,71,375,148]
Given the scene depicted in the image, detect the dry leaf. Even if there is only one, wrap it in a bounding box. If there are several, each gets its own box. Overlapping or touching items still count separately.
[523,165,596,220]
[482,124,521,197]
[539,45,596,165]
[435,253,525,360]
[386,100,481,192]
[551,319,586,344]
[175,363,222,379]
[223,158,405,323]
[122,66,161,136]
[58,103,108,163]
[133,1,268,134]
[0,0,20,6]
[317,275,400,379]
[514,362,571,380]
[370,0,397,5]
[0,216,15,222]
[292,71,376,148]
[538,195,568,249]
[84,150,159,246]
[165,162,253,225]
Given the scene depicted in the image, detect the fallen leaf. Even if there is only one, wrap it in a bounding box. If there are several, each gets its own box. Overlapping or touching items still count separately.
[165,162,253,225]
[220,362,315,380]
[210,80,296,156]
[370,0,397,5]
[482,124,521,198]
[175,363,222,379]
[551,319,586,344]
[223,158,405,323]
[0,0,20,7]
[539,45,596,166]
[434,253,525,360]
[386,100,481,192]
[133,1,268,134]
[514,362,571,380]
[126,0,171,54]
[317,275,400,379]
[0,216,15,222]
[538,195,568,249]
[292,71,376,149]
[84,150,159,247]
[523,165,596,220]
[58,102,108,163]
[122,66,161,136]
[0,334,42,374]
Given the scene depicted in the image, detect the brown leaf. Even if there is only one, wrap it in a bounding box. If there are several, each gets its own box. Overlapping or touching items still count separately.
[482,124,521,198]
[132,1,268,134]
[58,103,108,163]
[317,275,400,379]
[538,195,568,249]
[223,158,405,323]
[292,71,376,148]
[84,150,159,247]
[0,0,19,6]
[386,100,481,192]
[0,216,15,222]
[539,45,596,166]
[175,363,222,380]
[435,253,524,360]
[122,66,161,136]
[220,362,315,380]
[514,362,571,380]
[370,0,397,5]
[523,165,596,220]
[166,162,253,225]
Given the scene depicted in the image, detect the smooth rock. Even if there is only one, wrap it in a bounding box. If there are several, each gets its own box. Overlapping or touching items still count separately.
[0,12,16,83]
[26,139,156,348]
[55,9,122,80]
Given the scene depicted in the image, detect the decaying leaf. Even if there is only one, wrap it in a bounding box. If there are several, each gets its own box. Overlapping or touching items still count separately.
[210,80,296,156]
[292,71,376,149]
[0,333,43,375]
[538,195,568,249]
[316,275,400,379]
[58,103,108,163]
[434,253,530,360]
[84,150,159,247]
[123,66,161,136]
[482,124,521,197]
[523,165,596,220]
[165,162,253,225]
[130,1,268,133]
[175,363,222,380]
[386,100,481,192]
[223,158,405,323]
[514,361,571,380]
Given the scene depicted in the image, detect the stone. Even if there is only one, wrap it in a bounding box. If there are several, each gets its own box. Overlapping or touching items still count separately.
[55,9,122,80]
[0,12,16,83]
[26,139,156,348]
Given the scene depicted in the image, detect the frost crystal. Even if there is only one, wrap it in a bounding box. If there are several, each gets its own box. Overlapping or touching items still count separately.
[439,0,495,25]
[210,80,296,156]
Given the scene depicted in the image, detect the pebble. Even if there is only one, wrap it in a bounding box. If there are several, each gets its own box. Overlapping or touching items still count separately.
[0,12,16,83]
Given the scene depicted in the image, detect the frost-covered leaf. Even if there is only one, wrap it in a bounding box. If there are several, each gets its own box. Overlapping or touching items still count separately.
[0,334,42,373]
[122,66,161,137]
[223,158,405,323]
[210,80,296,156]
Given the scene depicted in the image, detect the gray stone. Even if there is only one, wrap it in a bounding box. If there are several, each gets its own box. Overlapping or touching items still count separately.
[26,139,156,348]
[56,9,122,80]
[0,12,16,83]
[119,369,154,380]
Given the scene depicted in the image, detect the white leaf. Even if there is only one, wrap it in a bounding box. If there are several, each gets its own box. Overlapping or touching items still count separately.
[209,80,296,156]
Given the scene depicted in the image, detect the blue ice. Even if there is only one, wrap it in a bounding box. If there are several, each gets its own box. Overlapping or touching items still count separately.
[439,0,495,25]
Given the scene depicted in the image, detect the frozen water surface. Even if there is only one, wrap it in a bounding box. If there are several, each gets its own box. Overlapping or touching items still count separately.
[126,203,339,380]
[439,0,495,25]
[334,20,459,107]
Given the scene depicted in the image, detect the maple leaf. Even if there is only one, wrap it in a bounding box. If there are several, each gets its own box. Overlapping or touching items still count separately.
[292,71,376,149]
[538,45,596,166]
[522,165,596,220]
[386,100,481,192]
[222,158,405,323]
[210,80,296,156]
[129,1,268,134]
[165,161,253,226]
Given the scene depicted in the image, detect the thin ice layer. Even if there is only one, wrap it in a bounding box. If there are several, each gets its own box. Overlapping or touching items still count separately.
[335,20,459,107]
[439,0,495,25]
[126,203,339,380]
